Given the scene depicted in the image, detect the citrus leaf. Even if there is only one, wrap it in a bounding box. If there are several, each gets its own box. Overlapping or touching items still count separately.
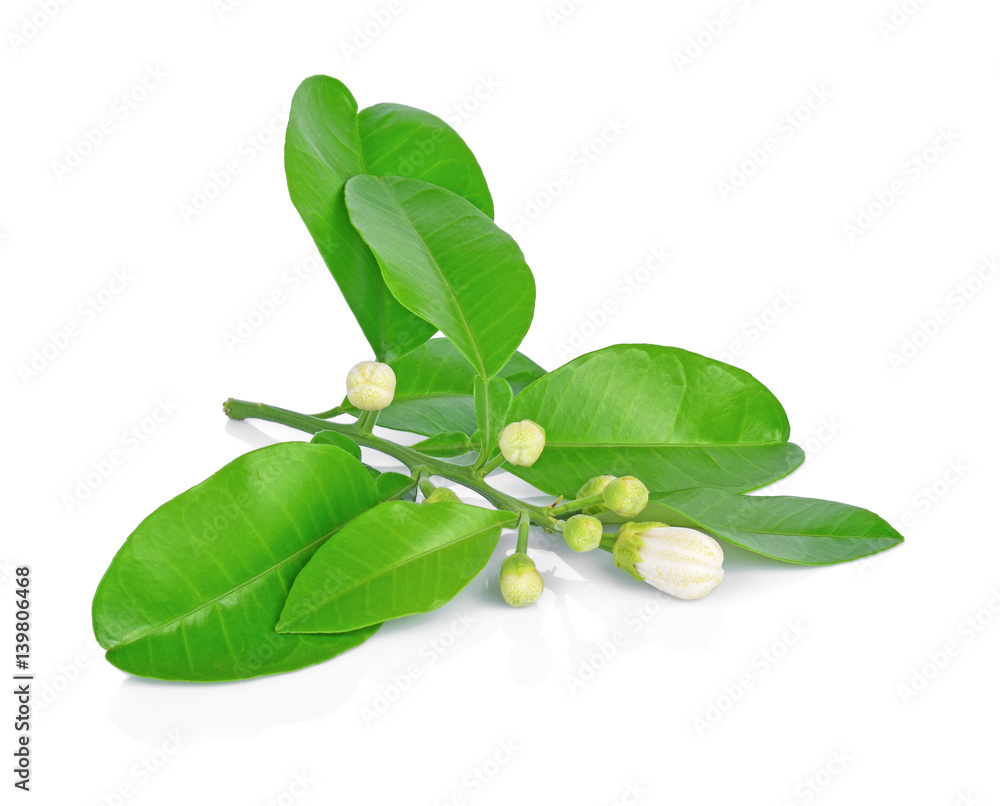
[92,443,380,681]
[506,344,803,496]
[277,502,515,633]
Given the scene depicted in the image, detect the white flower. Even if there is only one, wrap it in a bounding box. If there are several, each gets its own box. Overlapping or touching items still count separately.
[346,360,396,411]
[497,420,546,467]
[613,523,724,600]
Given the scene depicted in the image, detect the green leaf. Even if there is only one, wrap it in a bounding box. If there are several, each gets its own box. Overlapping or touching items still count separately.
[311,429,361,461]
[411,431,477,458]
[285,75,493,361]
[618,487,904,565]
[345,175,535,379]
[343,339,545,437]
[474,376,512,466]
[277,502,515,634]
[92,443,381,681]
[506,344,804,496]
[376,471,418,502]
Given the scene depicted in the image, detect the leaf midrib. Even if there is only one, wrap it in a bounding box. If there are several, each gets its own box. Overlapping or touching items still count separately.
[106,509,370,652]
[280,517,508,629]
[369,180,487,377]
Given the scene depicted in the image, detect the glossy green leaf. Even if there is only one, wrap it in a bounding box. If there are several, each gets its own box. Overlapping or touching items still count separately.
[616,487,904,565]
[311,429,361,461]
[474,376,512,465]
[506,344,804,497]
[345,175,535,379]
[92,444,380,681]
[285,75,493,361]
[277,502,514,633]
[376,471,418,502]
[343,339,545,437]
[411,431,477,458]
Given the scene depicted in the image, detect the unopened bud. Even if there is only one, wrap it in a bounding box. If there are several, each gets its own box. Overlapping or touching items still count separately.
[602,476,648,518]
[346,360,396,411]
[576,475,616,515]
[499,553,543,607]
[497,420,546,467]
[422,487,461,504]
[613,523,724,600]
[563,514,603,552]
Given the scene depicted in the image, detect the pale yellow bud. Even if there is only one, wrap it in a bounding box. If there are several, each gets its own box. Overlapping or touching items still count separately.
[499,554,543,607]
[602,476,649,518]
[346,361,396,411]
[563,514,603,552]
[497,420,546,467]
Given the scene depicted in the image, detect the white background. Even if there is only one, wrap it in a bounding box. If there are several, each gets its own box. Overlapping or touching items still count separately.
[3,0,999,803]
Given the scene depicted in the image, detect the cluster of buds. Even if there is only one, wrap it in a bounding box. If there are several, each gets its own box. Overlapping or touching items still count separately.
[559,475,725,600]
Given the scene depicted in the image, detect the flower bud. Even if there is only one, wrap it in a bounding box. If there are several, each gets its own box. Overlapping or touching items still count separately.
[346,360,396,411]
[497,420,546,467]
[613,523,724,600]
[563,514,603,553]
[422,487,461,505]
[602,476,649,518]
[576,475,616,515]
[499,553,543,607]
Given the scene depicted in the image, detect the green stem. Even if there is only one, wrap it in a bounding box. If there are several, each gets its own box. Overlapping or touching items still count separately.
[224,398,556,529]
[548,494,604,517]
[418,477,436,499]
[311,404,350,419]
[516,512,530,554]
[478,453,506,477]
[360,409,379,433]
